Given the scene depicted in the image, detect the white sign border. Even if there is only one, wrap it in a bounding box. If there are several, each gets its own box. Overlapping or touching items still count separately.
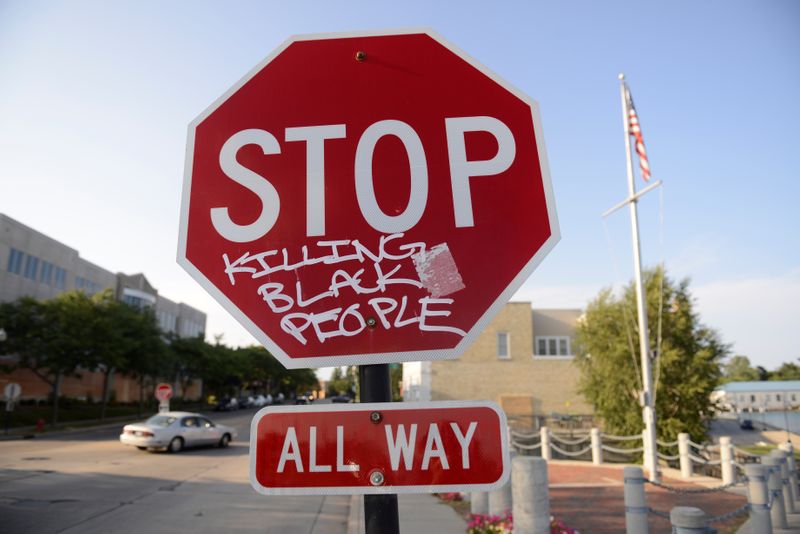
[248,400,510,496]
[177,28,560,369]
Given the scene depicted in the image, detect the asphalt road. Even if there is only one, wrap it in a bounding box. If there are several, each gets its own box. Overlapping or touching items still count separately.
[0,408,349,534]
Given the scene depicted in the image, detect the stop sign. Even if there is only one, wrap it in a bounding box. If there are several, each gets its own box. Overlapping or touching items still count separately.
[178,30,558,369]
[155,383,173,401]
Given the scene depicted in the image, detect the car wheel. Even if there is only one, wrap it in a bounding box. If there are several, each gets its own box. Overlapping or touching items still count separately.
[219,433,231,448]
[168,437,184,453]
[136,446,147,451]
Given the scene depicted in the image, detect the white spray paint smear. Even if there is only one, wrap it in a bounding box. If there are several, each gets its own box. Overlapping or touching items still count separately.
[412,243,465,298]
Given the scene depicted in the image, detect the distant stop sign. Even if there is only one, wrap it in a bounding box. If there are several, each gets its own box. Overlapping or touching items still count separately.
[178,30,558,368]
[155,383,173,401]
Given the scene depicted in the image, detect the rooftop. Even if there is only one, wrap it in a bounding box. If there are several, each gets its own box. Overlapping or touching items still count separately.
[716,381,800,393]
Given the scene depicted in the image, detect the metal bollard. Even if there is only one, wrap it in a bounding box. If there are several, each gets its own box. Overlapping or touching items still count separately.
[678,433,692,479]
[670,506,710,533]
[763,455,788,529]
[591,428,603,465]
[623,466,649,534]
[489,452,514,516]
[778,441,799,503]
[719,436,735,485]
[470,491,488,515]
[512,456,550,534]
[642,429,651,474]
[540,426,551,461]
[744,464,772,534]
[771,448,796,513]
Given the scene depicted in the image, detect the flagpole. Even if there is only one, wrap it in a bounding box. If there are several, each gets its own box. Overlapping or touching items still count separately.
[619,73,659,482]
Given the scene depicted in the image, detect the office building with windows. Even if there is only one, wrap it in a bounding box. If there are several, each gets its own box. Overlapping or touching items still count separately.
[402,302,591,423]
[0,213,207,401]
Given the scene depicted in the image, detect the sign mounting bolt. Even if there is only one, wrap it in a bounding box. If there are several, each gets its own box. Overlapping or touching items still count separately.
[366,317,377,328]
[369,470,385,486]
[370,411,382,424]
[355,51,366,61]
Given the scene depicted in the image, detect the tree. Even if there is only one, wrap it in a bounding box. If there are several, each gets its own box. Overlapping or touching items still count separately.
[0,293,99,425]
[574,267,728,442]
[770,361,800,381]
[721,355,759,383]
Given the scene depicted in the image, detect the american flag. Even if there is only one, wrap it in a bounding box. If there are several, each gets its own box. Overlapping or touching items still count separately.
[626,86,651,182]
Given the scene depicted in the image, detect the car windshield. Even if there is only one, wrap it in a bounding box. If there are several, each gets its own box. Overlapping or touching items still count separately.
[145,415,177,427]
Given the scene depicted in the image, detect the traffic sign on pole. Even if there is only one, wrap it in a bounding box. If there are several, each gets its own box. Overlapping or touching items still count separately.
[4,383,21,400]
[249,401,509,495]
[178,29,558,369]
[155,383,173,413]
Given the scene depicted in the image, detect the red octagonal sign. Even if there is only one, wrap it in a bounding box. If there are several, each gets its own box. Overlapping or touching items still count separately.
[178,30,558,368]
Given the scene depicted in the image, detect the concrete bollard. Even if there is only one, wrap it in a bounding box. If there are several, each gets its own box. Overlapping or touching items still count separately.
[744,463,772,534]
[489,452,514,516]
[719,436,735,485]
[678,433,692,479]
[670,506,709,533]
[512,456,550,534]
[470,491,488,515]
[540,426,551,461]
[778,442,799,502]
[763,456,788,529]
[771,449,796,514]
[591,428,603,465]
[623,466,649,534]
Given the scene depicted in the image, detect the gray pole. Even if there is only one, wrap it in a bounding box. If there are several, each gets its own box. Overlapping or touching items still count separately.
[763,455,788,529]
[623,466,649,534]
[744,463,772,534]
[771,449,796,513]
[358,364,399,534]
[512,456,550,534]
[669,506,708,534]
[470,492,488,515]
[619,73,658,482]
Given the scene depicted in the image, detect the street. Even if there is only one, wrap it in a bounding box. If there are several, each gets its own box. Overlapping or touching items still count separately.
[0,409,349,534]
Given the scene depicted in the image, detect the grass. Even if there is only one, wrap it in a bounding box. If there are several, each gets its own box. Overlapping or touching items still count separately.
[737,443,800,461]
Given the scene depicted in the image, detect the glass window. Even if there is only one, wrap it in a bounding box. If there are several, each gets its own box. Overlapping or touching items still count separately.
[54,267,66,289]
[24,255,39,280]
[558,338,569,355]
[751,395,756,402]
[7,248,24,274]
[40,261,53,284]
[145,415,177,427]
[497,332,509,359]
[537,338,547,355]
[181,417,198,427]
[777,394,781,402]
[765,395,771,402]
[548,338,557,355]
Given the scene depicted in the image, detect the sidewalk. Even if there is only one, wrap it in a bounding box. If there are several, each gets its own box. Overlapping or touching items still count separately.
[347,493,467,534]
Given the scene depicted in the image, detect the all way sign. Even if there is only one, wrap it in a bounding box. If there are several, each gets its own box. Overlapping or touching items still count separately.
[249,401,509,495]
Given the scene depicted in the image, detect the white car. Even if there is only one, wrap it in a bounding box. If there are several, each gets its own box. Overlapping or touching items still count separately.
[120,411,237,453]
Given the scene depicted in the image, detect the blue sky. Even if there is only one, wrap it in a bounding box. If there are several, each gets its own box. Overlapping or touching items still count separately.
[1,1,798,373]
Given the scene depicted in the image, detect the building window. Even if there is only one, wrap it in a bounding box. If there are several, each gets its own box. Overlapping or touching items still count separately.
[765,394,771,402]
[40,261,53,285]
[24,255,39,280]
[7,248,24,275]
[750,395,756,402]
[497,332,509,359]
[776,394,782,402]
[535,336,572,357]
[54,267,66,289]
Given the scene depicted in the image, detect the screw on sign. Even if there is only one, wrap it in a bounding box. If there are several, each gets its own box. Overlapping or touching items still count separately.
[248,401,509,495]
[178,29,559,369]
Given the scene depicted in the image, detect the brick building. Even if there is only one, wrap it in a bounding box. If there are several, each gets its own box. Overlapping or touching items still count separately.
[402,301,591,424]
[1,213,206,402]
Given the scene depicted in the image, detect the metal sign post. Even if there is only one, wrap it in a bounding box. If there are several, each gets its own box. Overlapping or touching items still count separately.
[359,364,399,534]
